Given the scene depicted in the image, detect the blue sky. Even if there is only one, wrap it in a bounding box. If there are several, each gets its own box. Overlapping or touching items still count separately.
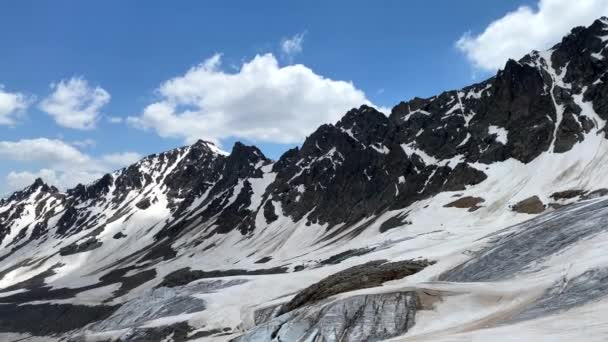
[2,0,606,194]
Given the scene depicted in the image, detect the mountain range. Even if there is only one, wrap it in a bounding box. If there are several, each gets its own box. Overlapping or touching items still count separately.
[2,17,608,342]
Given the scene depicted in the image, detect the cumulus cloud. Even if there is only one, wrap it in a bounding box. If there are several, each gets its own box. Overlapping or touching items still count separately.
[101,152,142,166]
[107,116,123,124]
[0,138,91,165]
[6,169,110,193]
[7,169,61,191]
[281,32,305,60]
[456,0,608,71]
[129,53,380,145]
[0,85,32,125]
[0,138,141,193]
[39,77,111,130]
[71,138,96,148]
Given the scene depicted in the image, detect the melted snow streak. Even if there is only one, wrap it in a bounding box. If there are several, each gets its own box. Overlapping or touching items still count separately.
[4,18,608,342]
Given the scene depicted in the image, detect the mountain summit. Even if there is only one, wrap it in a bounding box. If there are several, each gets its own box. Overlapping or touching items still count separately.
[2,18,608,341]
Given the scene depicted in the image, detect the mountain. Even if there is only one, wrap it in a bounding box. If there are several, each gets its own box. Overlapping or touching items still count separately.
[2,18,608,342]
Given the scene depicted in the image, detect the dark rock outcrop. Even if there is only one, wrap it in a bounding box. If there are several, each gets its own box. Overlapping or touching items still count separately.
[379,214,412,233]
[59,238,102,256]
[445,196,486,212]
[0,303,118,335]
[512,196,546,214]
[318,247,376,265]
[550,189,586,200]
[158,266,288,288]
[279,259,433,315]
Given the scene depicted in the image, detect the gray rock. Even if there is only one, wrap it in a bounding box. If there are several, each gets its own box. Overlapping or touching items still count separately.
[280,259,432,315]
[512,196,545,214]
[550,189,587,200]
[444,196,486,212]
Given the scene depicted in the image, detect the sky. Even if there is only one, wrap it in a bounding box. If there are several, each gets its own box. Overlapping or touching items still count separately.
[1,0,608,195]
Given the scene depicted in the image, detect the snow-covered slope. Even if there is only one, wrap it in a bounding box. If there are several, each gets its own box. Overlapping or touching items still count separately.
[2,17,608,342]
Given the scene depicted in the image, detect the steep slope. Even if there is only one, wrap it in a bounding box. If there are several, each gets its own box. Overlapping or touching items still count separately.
[2,17,608,342]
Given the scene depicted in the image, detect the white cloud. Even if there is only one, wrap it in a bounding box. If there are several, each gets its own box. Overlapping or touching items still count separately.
[281,32,305,60]
[0,138,91,165]
[0,138,141,193]
[456,0,608,71]
[71,138,96,148]
[102,152,142,166]
[7,169,60,191]
[0,85,32,125]
[6,169,110,193]
[107,116,123,124]
[129,53,381,145]
[39,77,111,130]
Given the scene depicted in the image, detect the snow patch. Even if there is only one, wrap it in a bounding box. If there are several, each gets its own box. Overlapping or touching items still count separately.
[488,125,508,145]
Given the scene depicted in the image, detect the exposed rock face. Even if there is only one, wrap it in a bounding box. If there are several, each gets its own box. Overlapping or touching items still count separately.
[264,105,488,231]
[444,196,486,212]
[550,189,586,200]
[389,18,608,166]
[235,292,419,342]
[266,107,411,228]
[58,237,102,256]
[379,214,411,233]
[582,188,608,200]
[280,259,432,315]
[512,196,546,214]
[318,247,376,265]
[0,303,118,336]
[158,266,288,288]
[0,178,63,249]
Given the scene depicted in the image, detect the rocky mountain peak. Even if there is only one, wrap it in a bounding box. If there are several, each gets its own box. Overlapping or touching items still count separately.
[191,139,227,156]
[30,177,45,188]
[29,178,59,194]
[2,178,59,204]
[338,105,387,126]
[385,17,608,165]
[336,105,394,146]
[68,174,114,201]
[223,142,270,179]
[230,141,268,162]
